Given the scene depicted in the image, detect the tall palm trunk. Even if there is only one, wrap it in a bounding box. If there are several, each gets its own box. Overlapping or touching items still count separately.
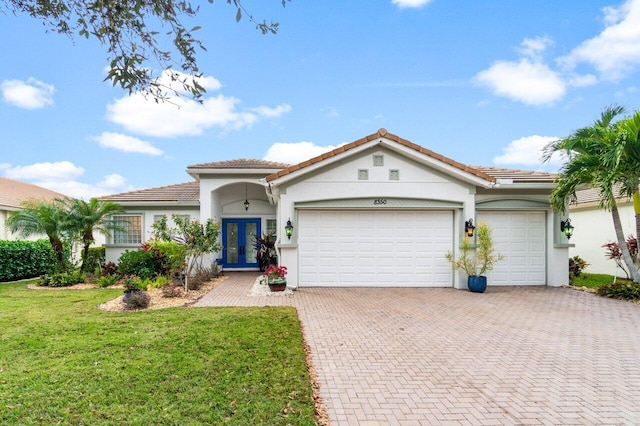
[634,191,640,263]
[612,202,640,283]
[49,237,66,271]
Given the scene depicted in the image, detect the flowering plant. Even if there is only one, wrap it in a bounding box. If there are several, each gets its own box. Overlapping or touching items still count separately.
[264,265,287,281]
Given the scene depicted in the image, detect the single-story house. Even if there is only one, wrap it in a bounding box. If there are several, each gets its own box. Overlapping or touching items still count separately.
[100,129,570,289]
[0,177,68,241]
[569,188,636,276]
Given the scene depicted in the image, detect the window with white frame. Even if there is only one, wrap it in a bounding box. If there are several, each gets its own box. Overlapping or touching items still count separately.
[113,215,143,245]
[266,219,277,236]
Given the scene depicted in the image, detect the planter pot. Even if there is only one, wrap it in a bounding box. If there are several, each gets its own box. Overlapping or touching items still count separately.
[467,275,487,293]
[268,278,287,292]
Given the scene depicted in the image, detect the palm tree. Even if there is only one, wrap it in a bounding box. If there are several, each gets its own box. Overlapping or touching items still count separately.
[5,200,69,271]
[543,106,640,283]
[61,198,124,271]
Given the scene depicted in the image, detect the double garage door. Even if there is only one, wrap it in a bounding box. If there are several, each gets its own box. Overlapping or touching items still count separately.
[297,209,547,287]
[298,210,453,287]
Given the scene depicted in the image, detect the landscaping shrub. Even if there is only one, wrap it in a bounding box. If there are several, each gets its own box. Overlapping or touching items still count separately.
[145,239,186,277]
[162,283,184,298]
[117,249,169,279]
[145,275,170,289]
[94,274,120,288]
[101,261,118,276]
[569,255,589,284]
[597,281,640,301]
[0,239,57,282]
[39,269,86,287]
[84,247,105,273]
[122,290,151,310]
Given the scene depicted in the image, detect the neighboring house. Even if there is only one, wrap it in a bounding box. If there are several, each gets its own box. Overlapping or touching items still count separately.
[569,188,636,276]
[100,129,570,289]
[0,177,68,240]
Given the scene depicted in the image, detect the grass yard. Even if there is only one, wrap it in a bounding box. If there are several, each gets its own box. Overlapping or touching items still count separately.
[0,282,316,425]
[573,272,630,289]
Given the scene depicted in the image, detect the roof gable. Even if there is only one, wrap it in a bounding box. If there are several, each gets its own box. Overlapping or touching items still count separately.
[265,128,496,185]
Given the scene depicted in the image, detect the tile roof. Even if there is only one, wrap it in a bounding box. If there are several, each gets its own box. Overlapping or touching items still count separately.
[473,166,558,183]
[266,128,497,183]
[0,177,68,209]
[99,181,199,202]
[188,159,291,170]
[573,185,629,206]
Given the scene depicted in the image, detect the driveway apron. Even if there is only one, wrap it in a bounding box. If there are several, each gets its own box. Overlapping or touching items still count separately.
[196,273,640,425]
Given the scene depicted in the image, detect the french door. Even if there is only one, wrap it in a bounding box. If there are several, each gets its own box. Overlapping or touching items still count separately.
[222,218,260,268]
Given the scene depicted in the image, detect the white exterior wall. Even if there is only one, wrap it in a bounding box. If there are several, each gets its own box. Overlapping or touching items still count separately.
[569,202,635,276]
[104,207,200,264]
[276,147,477,289]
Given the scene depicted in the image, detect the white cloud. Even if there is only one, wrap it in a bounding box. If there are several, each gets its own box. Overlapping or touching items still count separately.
[106,70,291,137]
[518,36,553,61]
[558,0,640,81]
[250,104,292,118]
[2,162,133,199]
[1,78,55,109]
[98,174,128,189]
[475,59,566,105]
[392,0,433,8]
[263,141,346,164]
[93,132,164,156]
[493,135,565,168]
[4,161,85,181]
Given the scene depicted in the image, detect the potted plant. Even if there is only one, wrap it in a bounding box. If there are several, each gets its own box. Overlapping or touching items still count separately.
[445,222,503,293]
[264,265,287,292]
[122,275,143,301]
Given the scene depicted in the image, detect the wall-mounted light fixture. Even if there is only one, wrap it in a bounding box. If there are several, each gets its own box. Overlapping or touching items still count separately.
[560,218,574,239]
[464,219,475,237]
[285,219,294,240]
[244,183,250,211]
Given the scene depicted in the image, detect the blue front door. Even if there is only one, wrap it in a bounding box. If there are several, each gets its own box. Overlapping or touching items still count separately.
[222,218,260,268]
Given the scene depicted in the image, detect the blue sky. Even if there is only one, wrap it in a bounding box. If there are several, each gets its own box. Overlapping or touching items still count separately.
[1,0,639,199]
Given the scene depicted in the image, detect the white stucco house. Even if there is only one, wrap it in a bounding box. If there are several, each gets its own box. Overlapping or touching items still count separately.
[569,188,636,276]
[100,129,571,289]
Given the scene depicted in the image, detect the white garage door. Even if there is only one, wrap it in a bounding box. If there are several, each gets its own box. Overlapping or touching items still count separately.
[476,211,546,285]
[298,210,453,287]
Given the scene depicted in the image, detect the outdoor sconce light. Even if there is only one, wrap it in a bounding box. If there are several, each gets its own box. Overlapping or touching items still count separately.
[464,219,475,237]
[560,218,574,240]
[243,183,250,211]
[285,219,294,240]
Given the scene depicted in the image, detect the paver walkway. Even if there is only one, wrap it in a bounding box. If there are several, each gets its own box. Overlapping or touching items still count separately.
[196,272,640,425]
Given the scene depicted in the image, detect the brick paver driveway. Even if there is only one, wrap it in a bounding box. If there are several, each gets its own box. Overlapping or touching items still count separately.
[196,273,640,425]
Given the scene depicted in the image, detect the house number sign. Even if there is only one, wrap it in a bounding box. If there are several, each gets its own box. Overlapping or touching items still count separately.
[373,199,387,205]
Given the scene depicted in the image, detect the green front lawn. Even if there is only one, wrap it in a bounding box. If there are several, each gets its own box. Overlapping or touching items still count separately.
[572,272,627,289]
[0,282,316,425]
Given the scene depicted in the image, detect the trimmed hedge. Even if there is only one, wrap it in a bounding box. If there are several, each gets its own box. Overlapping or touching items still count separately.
[0,239,57,282]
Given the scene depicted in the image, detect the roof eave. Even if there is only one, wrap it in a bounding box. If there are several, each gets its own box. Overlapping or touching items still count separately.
[104,201,200,207]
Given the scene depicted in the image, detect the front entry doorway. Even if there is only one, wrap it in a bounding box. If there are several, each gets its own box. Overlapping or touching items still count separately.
[222,218,260,269]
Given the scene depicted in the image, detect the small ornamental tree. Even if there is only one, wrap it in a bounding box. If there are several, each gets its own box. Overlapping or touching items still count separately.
[445,222,504,277]
[603,235,638,279]
[151,214,221,291]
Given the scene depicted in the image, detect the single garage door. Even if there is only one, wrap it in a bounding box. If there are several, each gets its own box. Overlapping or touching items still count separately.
[476,211,546,285]
[298,210,453,287]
